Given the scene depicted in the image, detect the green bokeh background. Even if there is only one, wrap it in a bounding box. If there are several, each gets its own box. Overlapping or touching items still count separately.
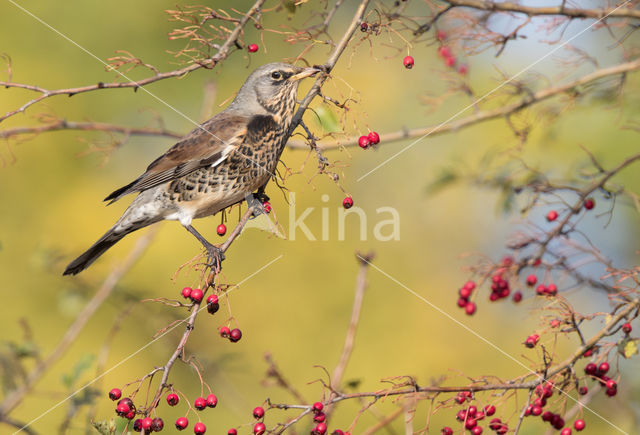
[1,1,639,434]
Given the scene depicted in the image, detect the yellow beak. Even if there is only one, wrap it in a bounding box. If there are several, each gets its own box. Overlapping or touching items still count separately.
[289,67,321,82]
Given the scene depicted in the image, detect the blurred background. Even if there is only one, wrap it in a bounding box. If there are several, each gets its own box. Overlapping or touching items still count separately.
[0,0,639,433]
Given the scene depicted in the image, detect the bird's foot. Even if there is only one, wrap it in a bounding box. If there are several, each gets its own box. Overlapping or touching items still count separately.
[205,244,226,271]
[245,193,267,218]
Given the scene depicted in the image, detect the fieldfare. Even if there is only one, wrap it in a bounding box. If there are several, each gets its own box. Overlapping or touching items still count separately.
[63,62,319,275]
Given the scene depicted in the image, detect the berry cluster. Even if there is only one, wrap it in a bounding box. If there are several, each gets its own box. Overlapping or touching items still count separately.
[219,325,243,342]
[181,287,204,304]
[434,32,467,75]
[520,383,586,433]
[108,390,166,432]
[252,406,266,434]
[584,361,617,397]
[443,394,505,434]
[456,281,477,316]
[358,131,380,149]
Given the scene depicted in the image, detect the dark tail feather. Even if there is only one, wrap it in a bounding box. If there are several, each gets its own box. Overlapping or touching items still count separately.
[63,229,127,275]
[104,179,138,204]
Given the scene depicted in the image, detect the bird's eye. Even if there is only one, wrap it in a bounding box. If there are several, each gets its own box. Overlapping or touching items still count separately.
[271,71,282,80]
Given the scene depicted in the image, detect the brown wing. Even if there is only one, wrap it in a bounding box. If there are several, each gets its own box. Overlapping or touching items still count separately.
[104,113,248,203]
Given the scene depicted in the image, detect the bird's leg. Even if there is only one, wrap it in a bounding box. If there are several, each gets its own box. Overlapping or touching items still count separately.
[245,193,266,218]
[184,224,225,270]
[255,184,270,203]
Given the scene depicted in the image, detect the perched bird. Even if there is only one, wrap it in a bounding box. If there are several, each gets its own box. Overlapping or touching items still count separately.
[63,63,319,275]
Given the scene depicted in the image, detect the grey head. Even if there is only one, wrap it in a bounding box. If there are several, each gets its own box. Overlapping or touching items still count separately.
[227,63,320,117]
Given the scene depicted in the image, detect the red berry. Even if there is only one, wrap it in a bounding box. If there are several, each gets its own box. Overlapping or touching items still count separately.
[181,287,192,299]
[441,428,453,435]
[471,427,483,435]
[512,291,522,303]
[546,210,558,222]
[542,411,553,422]
[457,297,468,307]
[584,363,597,375]
[367,131,380,145]
[360,22,368,32]
[125,410,136,420]
[484,405,496,416]
[247,44,258,53]
[206,393,218,408]
[488,418,502,430]
[152,418,164,431]
[228,430,238,435]
[194,422,206,434]
[459,287,472,299]
[116,401,130,416]
[464,301,476,315]
[531,405,542,416]
[536,284,546,295]
[253,406,265,419]
[167,393,179,406]
[598,361,610,375]
[526,275,537,286]
[253,422,266,435]
[444,56,456,67]
[133,419,143,432]
[606,386,617,396]
[574,419,586,431]
[561,429,572,435]
[342,197,354,209]
[464,281,476,291]
[219,326,231,338]
[207,294,220,314]
[190,288,203,303]
[312,402,324,413]
[333,431,345,435]
[622,322,632,334]
[314,412,326,422]
[552,416,565,430]
[467,405,477,417]
[175,417,189,430]
[457,64,468,75]
[436,30,447,41]
[141,417,153,430]
[315,423,327,434]
[263,201,272,213]
[229,328,242,342]
[551,319,561,328]
[217,224,227,236]
[194,397,206,410]
[403,55,414,69]
[578,386,588,395]
[358,136,370,149]
[547,283,557,295]
[438,46,452,58]
[584,198,595,210]
[109,388,122,401]
[605,379,617,389]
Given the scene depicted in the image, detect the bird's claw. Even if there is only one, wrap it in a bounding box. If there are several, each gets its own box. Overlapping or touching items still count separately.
[245,193,266,218]
[206,245,225,270]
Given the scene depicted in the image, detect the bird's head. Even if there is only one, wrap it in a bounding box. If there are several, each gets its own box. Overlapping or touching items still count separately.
[229,63,321,117]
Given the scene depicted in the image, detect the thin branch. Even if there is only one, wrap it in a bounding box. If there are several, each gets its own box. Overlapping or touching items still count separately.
[0,120,181,140]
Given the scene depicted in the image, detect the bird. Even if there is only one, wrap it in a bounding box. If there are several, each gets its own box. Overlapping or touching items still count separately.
[63,62,320,275]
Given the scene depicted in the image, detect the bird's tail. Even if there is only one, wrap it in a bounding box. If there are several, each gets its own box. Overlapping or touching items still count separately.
[63,228,128,275]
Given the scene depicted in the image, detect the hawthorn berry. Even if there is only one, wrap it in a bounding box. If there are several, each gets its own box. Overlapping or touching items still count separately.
[219,326,231,338]
[441,428,453,435]
[438,46,452,58]
[444,56,456,67]
[488,418,502,430]
[314,423,328,434]
[459,286,473,299]
[342,197,354,209]
[606,386,617,397]
[574,419,586,431]
[194,397,207,410]
[333,431,345,435]
[456,409,467,421]
[465,418,477,429]
[578,386,588,395]
[181,287,192,299]
[175,417,189,431]
[314,412,326,423]
[605,379,617,390]
[484,405,496,416]
[247,44,258,53]
[207,294,220,314]
[358,136,371,149]
[457,297,468,307]
[622,322,632,334]
[560,429,572,435]
[468,405,477,417]
[471,427,483,435]
[109,388,122,401]
[526,275,537,286]
[228,430,238,435]
[253,422,266,435]
[152,418,164,431]
[253,406,265,419]
[217,224,227,236]
[167,393,179,406]
[206,393,218,408]
[116,398,134,416]
[436,29,447,41]
[403,55,414,69]
[190,288,203,303]
[141,417,153,431]
[312,402,324,413]
[367,131,380,145]
[547,283,558,295]
[229,328,242,342]
[525,334,539,348]
[464,301,476,315]
[512,291,523,303]
[598,361,610,375]
[457,64,468,75]
[263,201,272,213]
[531,405,542,416]
[360,22,368,32]
[584,198,595,210]
[552,416,565,430]
[584,363,597,375]
[133,419,143,432]
[546,210,558,222]
[194,422,207,434]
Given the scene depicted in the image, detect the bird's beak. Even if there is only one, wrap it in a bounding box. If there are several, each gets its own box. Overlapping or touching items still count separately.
[289,67,321,82]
